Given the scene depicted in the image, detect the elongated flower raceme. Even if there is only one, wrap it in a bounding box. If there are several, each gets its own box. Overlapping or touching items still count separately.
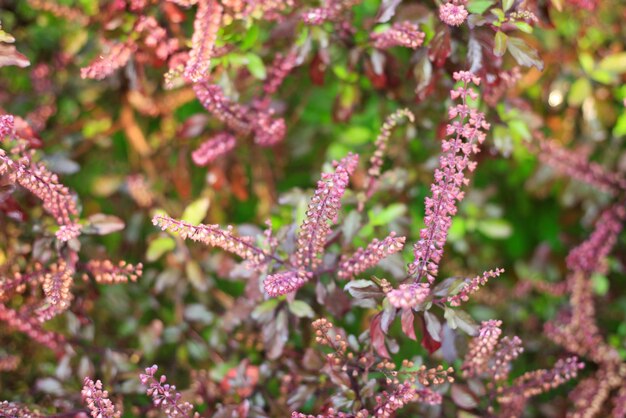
[294,153,359,271]
[184,0,222,82]
[537,136,626,195]
[153,215,272,268]
[80,41,136,80]
[365,108,414,198]
[193,83,251,134]
[191,132,237,166]
[444,268,504,306]
[371,21,425,50]
[338,233,406,280]
[462,319,503,378]
[407,72,490,290]
[0,116,81,241]
[264,270,311,297]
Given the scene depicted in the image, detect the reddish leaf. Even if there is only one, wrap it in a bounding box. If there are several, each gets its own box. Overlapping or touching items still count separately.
[419,314,442,354]
[370,312,391,358]
[401,309,417,341]
[428,26,451,68]
[309,52,327,86]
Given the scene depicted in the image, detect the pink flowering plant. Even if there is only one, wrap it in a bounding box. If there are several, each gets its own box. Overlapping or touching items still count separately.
[2,0,626,417]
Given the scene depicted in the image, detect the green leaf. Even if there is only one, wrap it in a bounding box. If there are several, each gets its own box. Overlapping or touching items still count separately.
[467,0,495,14]
[491,8,505,21]
[494,31,508,57]
[246,53,267,79]
[589,69,615,85]
[513,21,533,33]
[591,273,609,296]
[182,197,210,225]
[567,78,592,106]
[289,300,315,318]
[502,0,514,12]
[146,236,176,262]
[477,219,513,239]
[598,52,626,74]
[579,53,595,74]
[367,203,407,226]
[506,37,544,70]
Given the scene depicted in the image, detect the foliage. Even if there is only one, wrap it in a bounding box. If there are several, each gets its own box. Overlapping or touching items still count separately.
[1,0,626,417]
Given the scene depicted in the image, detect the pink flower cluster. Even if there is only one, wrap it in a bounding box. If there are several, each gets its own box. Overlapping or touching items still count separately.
[371,22,425,50]
[338,232,406,280]
[80,41,136,80]
[139,365,194,418]
[387,283,430,309]
[81,377,121,418]
[302,0,360,25]
[439,1,469,27]
[264,270,311,297]
[191,132,237,166]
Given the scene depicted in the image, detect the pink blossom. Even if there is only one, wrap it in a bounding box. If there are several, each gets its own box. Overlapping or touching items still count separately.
[371,21,425,50]
[192,133,237,166]
[387,283,430,309]
[184,0,223,82]
[80,41,136,80]
[338,233,406,280]
[439,2,468,27]
[81,377,121,418]
[264,270,310,297]
[294,153,359,270]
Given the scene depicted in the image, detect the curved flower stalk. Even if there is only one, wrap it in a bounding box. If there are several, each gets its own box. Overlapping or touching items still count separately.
[542,202,626,417]
[364,108,414,200]
[81,377,121,418]
[0,114,81,241]
[152,215,275,270]
[193,83,287,154]
[80,41,137,80]
[263,153,359,296]
[338,233,406,280]
[498,357,584,416]
[461,320,582,415]
[443,268,504,306]
[140,365,195,418]
[371,22,425,50]
[191,132,237,166]
[536,136,626,195]
[0,304,66,352]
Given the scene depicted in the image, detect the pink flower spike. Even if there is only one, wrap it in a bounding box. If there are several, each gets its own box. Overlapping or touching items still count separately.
[264,270,310,297]
[192,133,237,166]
